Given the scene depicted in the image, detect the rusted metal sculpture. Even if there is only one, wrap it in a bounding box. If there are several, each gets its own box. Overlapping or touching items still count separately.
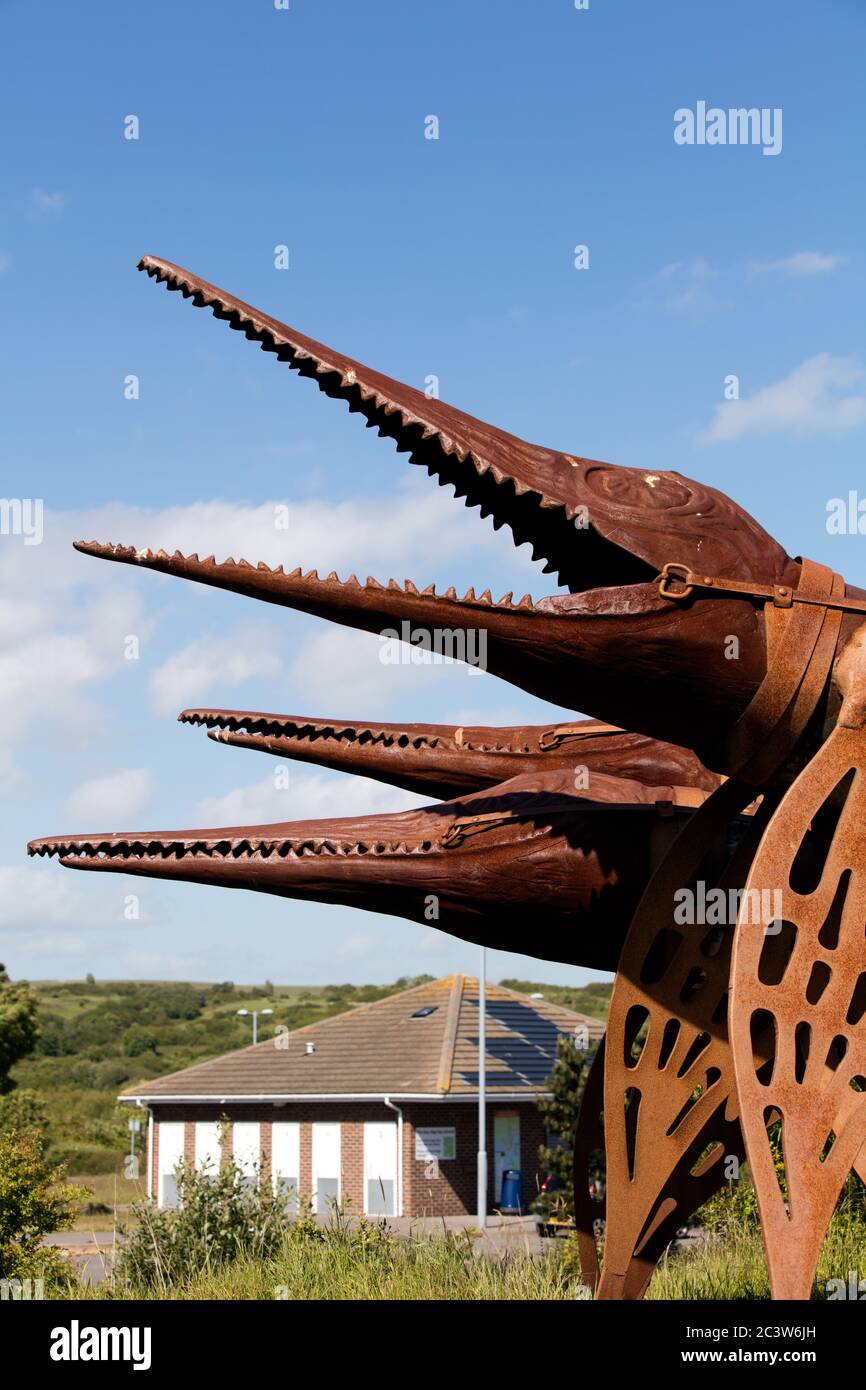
[177,708,720,800]
[28,257,866,1300]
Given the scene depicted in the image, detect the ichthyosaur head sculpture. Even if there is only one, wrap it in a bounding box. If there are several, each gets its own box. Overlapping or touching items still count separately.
[68,257,849,758]
[27,258,866,1301]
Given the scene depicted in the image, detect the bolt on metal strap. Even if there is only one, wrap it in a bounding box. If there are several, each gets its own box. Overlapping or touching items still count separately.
[657,560,866,615]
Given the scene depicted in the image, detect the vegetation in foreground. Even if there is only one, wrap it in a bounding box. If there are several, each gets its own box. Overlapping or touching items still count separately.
[0,1127,89,1286]
[51,1212,866,1303]
[36,1154,865,1302]
[649,1189,866,1301]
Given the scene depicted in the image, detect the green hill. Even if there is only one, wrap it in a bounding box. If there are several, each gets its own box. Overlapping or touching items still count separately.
[6,974,611,1181]
[498,978,613,1020]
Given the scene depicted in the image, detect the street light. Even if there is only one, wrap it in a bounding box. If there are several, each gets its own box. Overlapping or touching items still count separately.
[477,946,487,1230]
[236,1007,273,1044]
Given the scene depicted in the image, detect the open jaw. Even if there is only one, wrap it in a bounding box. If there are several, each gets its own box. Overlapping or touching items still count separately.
[71,536,767,753]
[27,770,702,971]
[70,256,804,752]
[129,256,794,597]
[179,708,722,799]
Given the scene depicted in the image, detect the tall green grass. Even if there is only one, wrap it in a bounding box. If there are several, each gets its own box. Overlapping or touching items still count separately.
[648,1192,866,1300]
[52,1166,865,1302]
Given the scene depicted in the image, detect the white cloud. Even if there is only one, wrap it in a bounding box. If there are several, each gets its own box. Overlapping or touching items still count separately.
[72,483,505,581]
[290,625,496,714]
[64,768,153,824]
[698,354,866,445]
[0,485,518,786]
[29,188,64,217]
[751,251,846,277]
[124,949,206,976]
[0,867,82,926]
[1,932,94,959]
[0,532,152,759]
[333,931,383,963]
[192,769,427,828]
[655,259,721,316]
[413,928,453,957]
[0,861,155,935]
[149,623,280,716]
[0,251,12,275]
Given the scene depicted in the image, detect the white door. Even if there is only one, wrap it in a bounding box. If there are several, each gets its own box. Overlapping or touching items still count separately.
[493,1113,521,1205]
[271,1121,300,1213]
[363,1121,397,1216]
[233,1121,261,1188]
[194,1121,221,1177]
[158,1121,185,1208]
[312,1122,341,1213]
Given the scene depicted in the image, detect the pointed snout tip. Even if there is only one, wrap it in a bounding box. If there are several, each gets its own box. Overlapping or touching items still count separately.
[73,538,132,559]
[27,836,59,858]
[175,709,229,739]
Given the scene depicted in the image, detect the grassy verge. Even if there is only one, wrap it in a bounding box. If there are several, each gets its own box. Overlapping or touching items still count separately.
[60,1235,576,1301]
[51,1218,866,1301]
[65,1171,146,1231]
[648,1208,866,1300]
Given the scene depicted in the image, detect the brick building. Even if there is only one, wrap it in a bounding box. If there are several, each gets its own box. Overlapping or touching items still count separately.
[119,975,603,1218]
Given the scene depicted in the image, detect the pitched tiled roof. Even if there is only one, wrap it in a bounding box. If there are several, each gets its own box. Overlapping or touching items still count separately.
[120,976,605,1101]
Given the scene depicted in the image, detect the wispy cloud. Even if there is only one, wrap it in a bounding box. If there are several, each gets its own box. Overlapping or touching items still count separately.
[289,624,493,715]
[698,354,866,445]
[149,624,280,716]
[0,864,143,932]
[64,768,153,824]
[750,251,846,277]
[0,486,515,787]
[28,187,64,218]
[192,768,425,828]
[0,251,12,275]
[655,259,721,316]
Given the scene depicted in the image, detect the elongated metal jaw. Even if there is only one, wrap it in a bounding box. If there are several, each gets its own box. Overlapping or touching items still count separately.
[27,769,702,971]
[136,256,796,596]
[72,539,767,753]
[179,707,722,800]
[66,257,807,754]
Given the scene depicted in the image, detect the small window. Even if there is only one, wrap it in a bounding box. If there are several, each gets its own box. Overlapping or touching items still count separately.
[410,1006,438,1019]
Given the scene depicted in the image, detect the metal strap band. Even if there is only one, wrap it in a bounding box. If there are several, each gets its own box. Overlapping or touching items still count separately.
[658,560,866,616]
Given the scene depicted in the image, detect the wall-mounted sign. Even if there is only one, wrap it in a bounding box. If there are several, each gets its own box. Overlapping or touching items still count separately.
[415,1127,456,1161]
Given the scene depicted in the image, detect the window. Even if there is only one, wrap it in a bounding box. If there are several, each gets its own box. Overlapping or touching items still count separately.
[157,1121,184,1209]
[233,1121,261,1189]
[194,1121,221,1177]
[271,1121,300,1214]
[312,1122,340,1213]
[364,1121,397,1216]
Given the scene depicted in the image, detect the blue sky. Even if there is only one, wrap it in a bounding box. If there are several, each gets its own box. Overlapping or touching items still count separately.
[1,0,865,987]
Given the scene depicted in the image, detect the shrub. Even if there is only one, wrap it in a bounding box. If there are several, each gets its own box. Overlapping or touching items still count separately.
[118,1158,297,1293]
[0,969,40,1093]
[91,1060,132,1090]
[0,1129,88,1281]
[0,1088,49,1140]
[49,1143,123,1176]
[121,1026,157,1058]
[533,1036,593,1221]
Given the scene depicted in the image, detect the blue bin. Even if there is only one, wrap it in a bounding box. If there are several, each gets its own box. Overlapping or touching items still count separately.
[500,1169,522,1213]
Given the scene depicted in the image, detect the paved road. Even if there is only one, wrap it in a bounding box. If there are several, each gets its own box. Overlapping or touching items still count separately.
[45,1213,546,1284]
[44,1232,118,1285]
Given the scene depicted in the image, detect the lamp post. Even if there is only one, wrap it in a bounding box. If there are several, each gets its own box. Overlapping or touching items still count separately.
[236,1007,272,1044]
[477,946,487,1230]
